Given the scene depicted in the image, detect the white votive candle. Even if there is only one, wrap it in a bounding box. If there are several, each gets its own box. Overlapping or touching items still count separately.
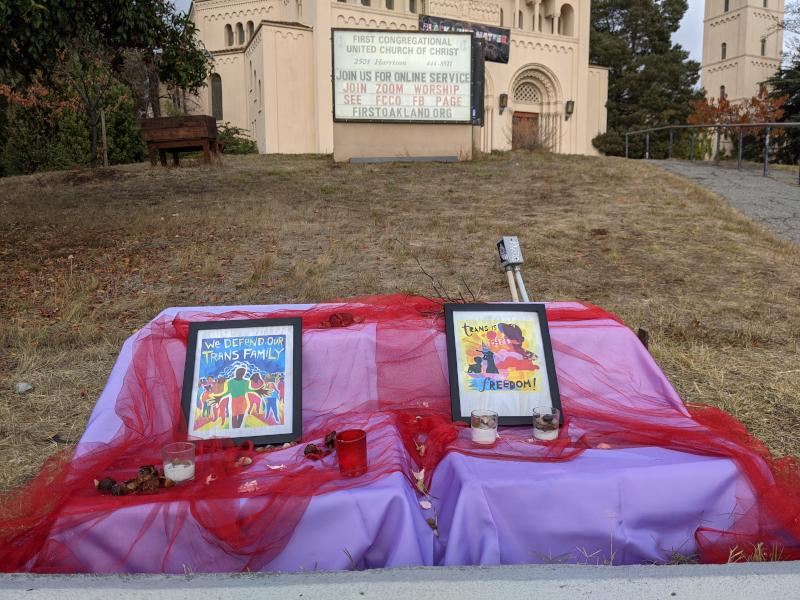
[161,441,195,484]
[164,461,195,483]
[533,428,559,441]
[471,426,497,445]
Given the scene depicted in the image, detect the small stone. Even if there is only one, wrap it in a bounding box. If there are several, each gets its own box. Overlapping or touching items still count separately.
[138,465,158,478]
[15,382,33,394]
[96,477,116,494]
[304,443,321,456]
[324,430,337,449]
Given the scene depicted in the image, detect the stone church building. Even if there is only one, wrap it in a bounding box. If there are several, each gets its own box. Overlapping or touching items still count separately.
[187,0,609,156]
[701,0,784,103]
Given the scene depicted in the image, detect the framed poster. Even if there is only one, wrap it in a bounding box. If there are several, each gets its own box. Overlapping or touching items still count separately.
[445,304,561,426]
[181,318,302,445]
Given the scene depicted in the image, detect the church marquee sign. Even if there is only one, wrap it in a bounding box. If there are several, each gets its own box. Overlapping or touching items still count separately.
[332,29,473,124]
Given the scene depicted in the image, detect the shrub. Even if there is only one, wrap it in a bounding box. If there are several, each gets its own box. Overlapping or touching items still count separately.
[0,81,145,176]
[217,122,258,154]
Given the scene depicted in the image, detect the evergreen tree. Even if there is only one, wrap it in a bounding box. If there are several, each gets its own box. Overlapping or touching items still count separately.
[590,0,701,156]
[764,53,800,164]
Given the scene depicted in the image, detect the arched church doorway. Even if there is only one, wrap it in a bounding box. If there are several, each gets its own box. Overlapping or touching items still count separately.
[510,66,562,151]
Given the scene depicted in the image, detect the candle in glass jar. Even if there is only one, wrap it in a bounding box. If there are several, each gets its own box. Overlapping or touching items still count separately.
[161,441,195,484]
[336,429,368,477]
[533,407,560,441]
[470,409,498,445]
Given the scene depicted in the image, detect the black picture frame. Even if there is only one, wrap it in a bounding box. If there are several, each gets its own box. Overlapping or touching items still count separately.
[444,303,562,426]
[181,318,302,446]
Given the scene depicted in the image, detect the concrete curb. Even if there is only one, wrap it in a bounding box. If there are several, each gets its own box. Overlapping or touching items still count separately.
[2,562,799,599]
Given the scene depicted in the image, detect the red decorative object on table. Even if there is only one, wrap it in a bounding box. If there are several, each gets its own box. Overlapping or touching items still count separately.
[336,429,368,477]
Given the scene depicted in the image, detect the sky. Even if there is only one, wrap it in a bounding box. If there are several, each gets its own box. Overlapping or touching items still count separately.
[174,0,795,64]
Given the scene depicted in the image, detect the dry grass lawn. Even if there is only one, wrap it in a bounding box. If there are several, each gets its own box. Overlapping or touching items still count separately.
[1,151,798,491]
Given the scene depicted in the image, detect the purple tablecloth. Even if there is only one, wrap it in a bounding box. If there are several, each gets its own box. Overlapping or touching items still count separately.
[47,302,753,572]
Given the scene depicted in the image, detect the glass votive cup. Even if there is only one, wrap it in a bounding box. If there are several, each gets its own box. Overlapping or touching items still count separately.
[470,409,499,445]
[533,407,560,441]
[161,441,196,483]
[336,429,368,477]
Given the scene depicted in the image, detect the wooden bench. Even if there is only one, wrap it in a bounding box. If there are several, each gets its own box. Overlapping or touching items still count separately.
[140,116,223,166]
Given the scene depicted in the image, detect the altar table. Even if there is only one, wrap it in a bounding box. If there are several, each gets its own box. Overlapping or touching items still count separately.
[36,301,755,572]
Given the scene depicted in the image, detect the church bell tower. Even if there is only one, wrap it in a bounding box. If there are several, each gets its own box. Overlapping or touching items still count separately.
[700,0,784,103]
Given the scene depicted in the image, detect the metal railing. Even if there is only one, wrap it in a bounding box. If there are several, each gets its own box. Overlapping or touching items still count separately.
[624,122,800,184]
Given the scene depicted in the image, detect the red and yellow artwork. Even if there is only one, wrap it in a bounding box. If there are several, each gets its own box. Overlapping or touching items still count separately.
[457,319,542,396]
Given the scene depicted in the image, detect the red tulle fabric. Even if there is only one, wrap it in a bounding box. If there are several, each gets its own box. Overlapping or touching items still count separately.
[1,294,799,571]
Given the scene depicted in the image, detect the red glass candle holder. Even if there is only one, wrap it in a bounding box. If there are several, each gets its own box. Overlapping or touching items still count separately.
[336,429,368,477]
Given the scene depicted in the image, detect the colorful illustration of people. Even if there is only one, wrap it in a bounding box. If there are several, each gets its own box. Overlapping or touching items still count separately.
[194,368,285,430]
[460,321,541,393]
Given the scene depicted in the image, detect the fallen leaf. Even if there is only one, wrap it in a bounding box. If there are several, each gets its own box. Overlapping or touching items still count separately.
[237,480,258,493]
[235,455,253,467]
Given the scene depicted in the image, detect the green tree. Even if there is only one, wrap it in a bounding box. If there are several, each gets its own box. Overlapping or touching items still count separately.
[0,1,210,112]
[764,53,800,164]
[590,0,701,156]
[55,39,116,168]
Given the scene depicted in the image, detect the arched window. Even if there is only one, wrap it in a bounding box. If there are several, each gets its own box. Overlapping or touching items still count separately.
[538,14,542,31]
[559,4,575,36]
[225,24,233,47]
[247,21,254,39]
[760,38,766,56]
[361,0,370,6]
[721,42,727,60]
[500,8,504,25]
[258,79,262,110]
[514,81,541,104]
[518,10,523,28]
[720,85,726,99]
[386,0,394,8]
[724,0,729,11]
[763,0,767,6]
[409,0,417,12]
[211,74,223,120]
[236,23,245,45]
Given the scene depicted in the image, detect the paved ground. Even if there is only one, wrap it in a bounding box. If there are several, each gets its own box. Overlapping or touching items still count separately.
[2,562,800,600]
[648,160,800,245]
